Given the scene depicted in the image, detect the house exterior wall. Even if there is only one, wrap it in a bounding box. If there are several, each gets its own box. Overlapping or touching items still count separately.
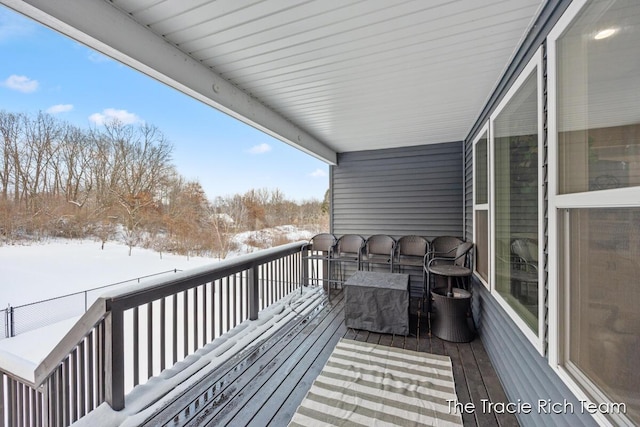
[465,1,605,426]
[471,284,598,427]
[331,142,464,239]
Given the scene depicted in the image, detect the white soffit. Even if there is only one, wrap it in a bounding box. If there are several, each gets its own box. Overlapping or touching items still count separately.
[2,0,545,162]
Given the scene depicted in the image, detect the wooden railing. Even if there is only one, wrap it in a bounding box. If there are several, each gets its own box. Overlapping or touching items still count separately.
[0,242,306,427]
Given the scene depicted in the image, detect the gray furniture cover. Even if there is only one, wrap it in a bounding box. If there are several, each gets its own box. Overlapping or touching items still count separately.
[343,271,410,335]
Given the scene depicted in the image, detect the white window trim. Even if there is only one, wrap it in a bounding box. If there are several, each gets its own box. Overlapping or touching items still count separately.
[548,0,638,425]
[489,47,545,355]
[472,123,490,289]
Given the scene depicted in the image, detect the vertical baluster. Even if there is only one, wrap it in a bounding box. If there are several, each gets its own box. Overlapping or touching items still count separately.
[204,284,209,344]
[79,340,86,418]
[225,277,230,334]
[217,280,223,337]
[272,261,277,304]
[282,257,287,295]
[183,290,189,358]
[245,272,250,320]
[133,307,139,387]
[47,374,54,427]
[160,298,166,372]
[294,253,298,292]
[63,357,70,426]
[31,388,39,427]
[8,378,14,427]
[211,280,216,340]
[17,380,23,427]
[289,255,294,293]
[238,273,244,321]
[97,322,104,404]
[279,258,283,299]
[249,266,259,321]
[71,349,78,423]
[172,295,178,366]
[193,287,199,351]
[201,285,207,345]
[276,259,280,299]
[259,265,264,311]
[147,302,153,380]
[231,274,237,328]
[56,368,64,427]
[270,262,275,305]
[87,331,94,412]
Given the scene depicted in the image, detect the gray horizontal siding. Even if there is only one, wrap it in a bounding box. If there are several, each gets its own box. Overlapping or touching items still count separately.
[463,1,599,426]
[472,282,598,427]
[331,142,463,240]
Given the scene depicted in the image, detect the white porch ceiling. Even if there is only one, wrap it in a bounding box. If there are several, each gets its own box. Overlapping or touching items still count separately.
[3,0,545,164]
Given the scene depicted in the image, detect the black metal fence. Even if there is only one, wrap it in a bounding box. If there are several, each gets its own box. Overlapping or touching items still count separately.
[1,269,181,340]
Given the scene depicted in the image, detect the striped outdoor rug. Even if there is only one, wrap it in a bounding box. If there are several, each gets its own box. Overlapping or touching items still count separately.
[289,338,463,427]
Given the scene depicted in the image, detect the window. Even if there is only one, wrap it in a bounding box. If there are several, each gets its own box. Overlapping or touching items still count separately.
[473,128,489,285]
[549,0,640,424]
[489,49,543,348]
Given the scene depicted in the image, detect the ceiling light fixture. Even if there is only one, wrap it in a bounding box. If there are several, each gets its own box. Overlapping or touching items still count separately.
[594,28,617,40]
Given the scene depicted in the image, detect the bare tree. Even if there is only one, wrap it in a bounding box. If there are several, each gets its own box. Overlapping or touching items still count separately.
[99,121,174,254]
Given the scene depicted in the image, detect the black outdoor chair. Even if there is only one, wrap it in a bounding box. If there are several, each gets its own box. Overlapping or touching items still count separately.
[425,236,465,293]
[395,235,430,299]
[361,234,396,272]
[330,234,365,288]
[301,233,336,292]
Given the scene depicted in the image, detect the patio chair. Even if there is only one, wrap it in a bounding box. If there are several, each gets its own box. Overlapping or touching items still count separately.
[510,238,538,305]
[395,235,430,298]
[330,234,365,288]
[425,236,465,293]
[301,233,336,293]
[426,241,474,294]
[361,234,396,272]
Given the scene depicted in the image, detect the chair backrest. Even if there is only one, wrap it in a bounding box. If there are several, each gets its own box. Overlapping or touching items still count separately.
[309,233,336,252]
[454,241,474,266]
[430,236,464,258]
[397,235,428,257]
[335,234,365,254]
[365,234,395,256]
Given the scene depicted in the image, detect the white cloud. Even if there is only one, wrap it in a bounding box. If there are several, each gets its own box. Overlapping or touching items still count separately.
[46,104,74,114]
[89,108,142,125]
[2,75,39,93]
[247,143,272,154]
[310,168,327,178]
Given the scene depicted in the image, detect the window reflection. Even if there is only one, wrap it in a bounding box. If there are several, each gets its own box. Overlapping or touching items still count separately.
[494,71,539,333]
[562,209,640,423]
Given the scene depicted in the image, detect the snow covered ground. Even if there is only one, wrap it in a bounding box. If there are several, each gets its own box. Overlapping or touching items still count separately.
[0,239,216,308]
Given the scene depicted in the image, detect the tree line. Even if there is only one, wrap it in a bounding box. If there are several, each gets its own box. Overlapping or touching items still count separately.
[0,110,328,257]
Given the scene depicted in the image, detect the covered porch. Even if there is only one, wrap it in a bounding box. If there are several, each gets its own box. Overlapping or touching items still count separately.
[2,0,638,425]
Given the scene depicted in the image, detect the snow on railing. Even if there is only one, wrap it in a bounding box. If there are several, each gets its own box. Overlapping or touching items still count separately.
[0,242,306,427]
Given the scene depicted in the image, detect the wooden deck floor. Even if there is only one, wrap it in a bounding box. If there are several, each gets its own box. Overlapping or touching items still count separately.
[142,289,519,427]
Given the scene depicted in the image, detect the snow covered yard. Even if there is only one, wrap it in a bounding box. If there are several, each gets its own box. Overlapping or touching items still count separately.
[0,239,216,308]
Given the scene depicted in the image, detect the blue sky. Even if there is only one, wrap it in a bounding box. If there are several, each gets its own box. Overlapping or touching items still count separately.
[0,6,329,202]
